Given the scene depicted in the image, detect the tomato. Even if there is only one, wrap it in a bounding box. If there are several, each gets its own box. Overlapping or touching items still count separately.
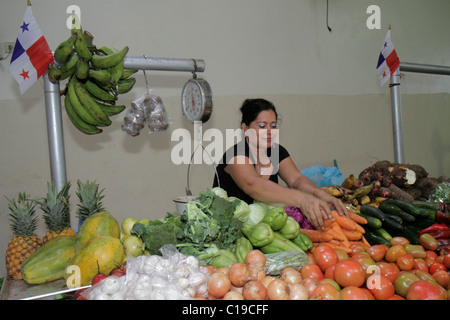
[406,280,446,300]
[426,250,438,261]
[313,245,339,272]
[436,255,445,265]
[349,243,366,256]
[388,295,406,300]
[324,264,335,280]
[334,248,349,261]
[394,271,419,297]
[339,286,369,300]
[404,244,427,259]
[300,264,324,281]
[367,244,388,262]
[360,288,375,300]
[444,253,450,269]
[432,270,450,288]
[334,260,365,288]
[390,236,409,246]
[429,262,447,275]
[385,245,407,263]
[414,258,429,273]
[367,275,395,300]
[320,278,341,291]
[414,269,437,285]
[309,283,340,300]
[376,262,399,284]
[351,253,375,280]
[397,254,415,271]
[419,233,439,251]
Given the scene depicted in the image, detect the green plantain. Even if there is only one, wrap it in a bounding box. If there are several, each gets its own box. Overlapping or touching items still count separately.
[115,77,136,94]
[88,69,111,85]
[73,28,92,61]
[75,58,89,80]
[98,103,126,117]
[83,79,117,103]
[67,77,103,127]
[48,54,79,81]
[72,77,111,127]
[53,34,76,64]
[120,69,138,79]
[90,46,129,69]
[64,94,102,135]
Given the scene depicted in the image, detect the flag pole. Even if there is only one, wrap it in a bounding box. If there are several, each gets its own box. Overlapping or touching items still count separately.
[27,0,31,6]
[389,70,404,164]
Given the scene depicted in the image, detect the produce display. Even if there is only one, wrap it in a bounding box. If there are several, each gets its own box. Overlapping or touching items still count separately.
[3,163,450,300]
[49,20,136,135]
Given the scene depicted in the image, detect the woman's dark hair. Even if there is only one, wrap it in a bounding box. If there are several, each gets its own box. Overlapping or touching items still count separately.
[240,98,278,126]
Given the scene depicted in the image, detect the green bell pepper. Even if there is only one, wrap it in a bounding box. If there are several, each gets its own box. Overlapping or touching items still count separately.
[279,216,300,239]
[241,222,274,247]
[262,207,288,231]
[235,237,253,263]
[210,249,238,268]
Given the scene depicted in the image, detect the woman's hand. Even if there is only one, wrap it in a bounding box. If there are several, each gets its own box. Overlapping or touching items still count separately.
[314,188,349,218]
[296,194,332,229]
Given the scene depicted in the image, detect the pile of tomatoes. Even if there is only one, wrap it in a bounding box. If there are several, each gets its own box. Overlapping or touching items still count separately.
[303,237,450,300]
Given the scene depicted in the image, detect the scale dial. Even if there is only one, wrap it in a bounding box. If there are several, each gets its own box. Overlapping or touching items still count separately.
[181,78,213,123]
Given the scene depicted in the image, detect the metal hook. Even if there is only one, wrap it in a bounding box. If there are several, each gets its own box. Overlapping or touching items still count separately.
[142,55,150,90]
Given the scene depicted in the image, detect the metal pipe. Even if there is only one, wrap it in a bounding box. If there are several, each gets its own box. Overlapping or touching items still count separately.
[400,62,450,76]
[389,73,405,164]
[123,56,205,72]
[43,73,67,192]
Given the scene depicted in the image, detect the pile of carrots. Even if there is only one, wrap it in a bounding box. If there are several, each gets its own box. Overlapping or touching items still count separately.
[299,210,370,254]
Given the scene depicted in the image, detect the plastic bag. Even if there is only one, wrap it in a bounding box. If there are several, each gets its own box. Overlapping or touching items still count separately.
[121,89,170,136]
[301,165,345,187]
[85,244,210,300]
[264,250,310,275]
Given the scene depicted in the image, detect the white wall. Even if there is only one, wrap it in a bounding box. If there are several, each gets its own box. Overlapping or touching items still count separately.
[1,0,449,277]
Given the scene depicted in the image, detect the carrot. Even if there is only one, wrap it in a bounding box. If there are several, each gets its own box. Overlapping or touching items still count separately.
[299,229,333,242]
[348,212,367,225]
[342,229,363,241]
[319,241,353,253]
[331,210,357,231]
[329,221,350,247]
[323,226,344,241]
[361,236,371,248]
[323,218,336,228]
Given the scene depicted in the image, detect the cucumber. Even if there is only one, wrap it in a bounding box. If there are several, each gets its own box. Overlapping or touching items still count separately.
[385,199,422,216]
[417,208,436,220]
[411,200,441,211]
[384,213,403,225]
[357,212,382,229]
[411,217,435,229]
[378,202,415,222]
[374,227,393,242]
[360,205,386,221]
[400,224,420,244]
[363,228,391,246]
[383,216,404,231]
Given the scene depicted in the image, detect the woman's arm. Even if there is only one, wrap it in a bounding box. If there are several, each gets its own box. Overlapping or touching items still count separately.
[225,156,332,228]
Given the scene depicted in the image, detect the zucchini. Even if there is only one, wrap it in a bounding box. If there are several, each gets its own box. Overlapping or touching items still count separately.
[385,199,422,216]
[378,202,415,222]
[384,213,402,225]
[411,200,441,211]
[360,205,386,221]
[363,228,391,247]
[357,212,382,229]
[383,216,404,231]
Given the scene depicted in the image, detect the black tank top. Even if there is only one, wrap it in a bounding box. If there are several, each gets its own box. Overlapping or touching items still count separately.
[213,139,290,204]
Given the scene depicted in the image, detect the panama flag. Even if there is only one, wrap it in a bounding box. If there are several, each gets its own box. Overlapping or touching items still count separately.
[9,5,54,94]
[376,29,400,86]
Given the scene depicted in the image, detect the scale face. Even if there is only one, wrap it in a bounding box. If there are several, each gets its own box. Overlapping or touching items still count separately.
[181,78,213,123]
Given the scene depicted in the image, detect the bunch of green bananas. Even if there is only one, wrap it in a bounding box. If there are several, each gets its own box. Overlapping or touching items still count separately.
[49,28,137,135]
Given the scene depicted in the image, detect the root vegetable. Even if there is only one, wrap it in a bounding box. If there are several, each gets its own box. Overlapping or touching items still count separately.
[223,291,244,300]
[280,268,302,285]
[245,250,266,269]
[207,272,231,298]
[261,275,276,288]
[242,280,267,300]
[300,277,320,297]
[228,262,251,287]
[288,283,309,300]
[267,279,289,300]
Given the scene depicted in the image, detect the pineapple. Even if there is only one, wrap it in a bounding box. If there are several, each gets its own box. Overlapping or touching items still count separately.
[5,192,42,279]
[76,179,105,222]
[38,181,76,243]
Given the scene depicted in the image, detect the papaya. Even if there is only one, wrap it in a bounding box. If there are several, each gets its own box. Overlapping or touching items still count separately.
[75,211,120,251]
[21,236,76,284]
[67,235,124,286]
